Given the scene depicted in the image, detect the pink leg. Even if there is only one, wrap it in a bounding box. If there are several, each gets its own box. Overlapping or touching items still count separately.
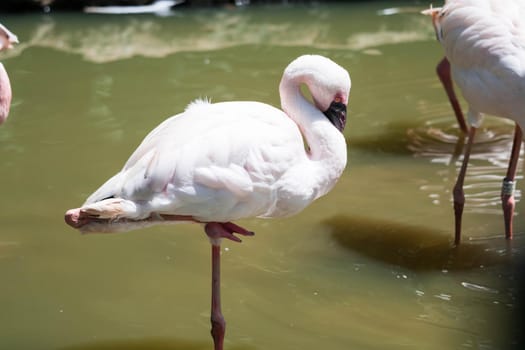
[453,126,477,245]
[501,124,523,239]
[204,222,254,350]
[437,57,468,134]
[210,243,225,350]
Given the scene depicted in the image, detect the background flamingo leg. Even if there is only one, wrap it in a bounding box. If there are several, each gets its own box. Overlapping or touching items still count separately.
[501,124,523,239]
[453,126,477,245]
[436,57,468,134]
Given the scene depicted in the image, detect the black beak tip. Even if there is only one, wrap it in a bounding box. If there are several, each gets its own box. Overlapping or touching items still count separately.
[324,101,347,133]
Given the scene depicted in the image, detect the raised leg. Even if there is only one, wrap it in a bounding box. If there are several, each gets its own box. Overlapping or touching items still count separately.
[204,222,254,350]
[501,124,523,239]
[437,57,468,134]
[453,126,477,245]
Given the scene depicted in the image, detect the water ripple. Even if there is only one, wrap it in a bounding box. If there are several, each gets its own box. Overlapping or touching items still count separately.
[325,215,510,271]
[461,282,499,294]
[407,119,523,214]
[433,293,452,301]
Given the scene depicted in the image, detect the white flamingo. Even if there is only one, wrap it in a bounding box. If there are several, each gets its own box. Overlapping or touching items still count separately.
[423,0,525,244]
[0,22,18,125]
[64,55,350,350]
[84,0,185,15]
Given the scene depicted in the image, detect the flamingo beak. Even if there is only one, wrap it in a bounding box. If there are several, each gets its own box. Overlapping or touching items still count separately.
[9,35,19,46]
[0,23,18,51]
[323,100,347,132]
[421,6,443,42]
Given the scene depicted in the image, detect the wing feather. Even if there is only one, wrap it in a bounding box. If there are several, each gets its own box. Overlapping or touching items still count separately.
[85,99,305,221]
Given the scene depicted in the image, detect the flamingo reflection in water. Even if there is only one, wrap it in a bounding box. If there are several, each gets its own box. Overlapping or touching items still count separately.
[64,55,350,350]
[0,22,18,125]
[423,0,525,244]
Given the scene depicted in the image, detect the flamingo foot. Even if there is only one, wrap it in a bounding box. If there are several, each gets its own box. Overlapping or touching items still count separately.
[204,222,255,244]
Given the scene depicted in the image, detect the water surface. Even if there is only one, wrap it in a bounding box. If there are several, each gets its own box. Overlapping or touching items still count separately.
[1,2,524,349]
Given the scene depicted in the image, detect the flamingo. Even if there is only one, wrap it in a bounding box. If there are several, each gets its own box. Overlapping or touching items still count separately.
[423,0,525,244]
[64,55,350,350]
[0,22,18,125]
[84,0,185,15]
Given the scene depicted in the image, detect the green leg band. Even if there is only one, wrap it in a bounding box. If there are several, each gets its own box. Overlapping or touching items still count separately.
[502,179,516,196]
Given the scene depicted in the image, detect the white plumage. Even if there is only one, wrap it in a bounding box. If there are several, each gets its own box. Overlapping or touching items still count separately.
[0,22,18,125]
[67,55,349,231]
[438,0,524,126]
[424,0,525,243]
[65,55,350,350]
[84,0,185,15]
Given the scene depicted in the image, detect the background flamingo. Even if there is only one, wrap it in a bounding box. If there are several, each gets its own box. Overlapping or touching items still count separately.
[64,54,350,350]
[424,0,525,244]
[0,22,18,125]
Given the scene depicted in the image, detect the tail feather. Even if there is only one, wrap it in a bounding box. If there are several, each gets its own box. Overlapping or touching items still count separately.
[84,172,124,206]
[80,198,144,220]
[65,198,192,233]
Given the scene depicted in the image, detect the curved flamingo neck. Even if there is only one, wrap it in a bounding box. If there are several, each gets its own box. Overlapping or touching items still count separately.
[280,73,346,157]
[0,63,12,125]
[279,72,347,197]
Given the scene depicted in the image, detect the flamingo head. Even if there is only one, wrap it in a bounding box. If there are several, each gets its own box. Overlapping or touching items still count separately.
[299,55,351,133]
[280,55,351,133]
[0,23,18,51]
[309,71,350,133]
[422,5,445,43]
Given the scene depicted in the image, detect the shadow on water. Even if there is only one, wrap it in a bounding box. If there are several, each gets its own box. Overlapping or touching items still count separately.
[324,214,512,272]
[60,337,254,350]
[348,120,415,156]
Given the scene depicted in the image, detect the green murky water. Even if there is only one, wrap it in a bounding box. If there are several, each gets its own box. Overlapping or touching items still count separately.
[1,1,524,349]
